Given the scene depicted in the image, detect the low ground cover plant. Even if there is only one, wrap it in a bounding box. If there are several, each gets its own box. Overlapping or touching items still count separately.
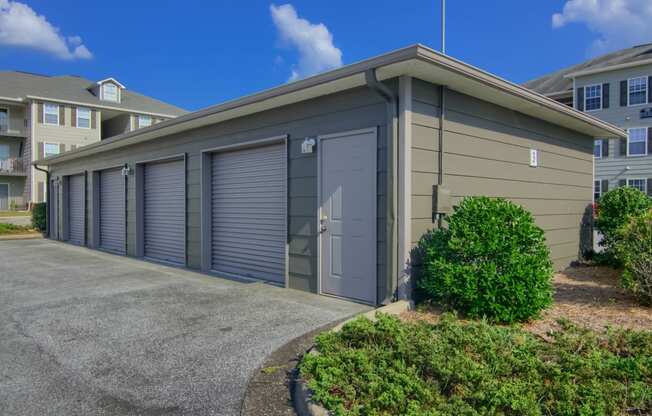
[616,210,652,305]
[0,223,32,235]
[300,314,652,416]
[415,197,553,323]
[594,187,651,265]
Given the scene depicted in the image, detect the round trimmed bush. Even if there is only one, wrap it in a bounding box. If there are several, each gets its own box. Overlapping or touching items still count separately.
[595,187,651,258]
[615,210,652,305]
[416,197,553,323]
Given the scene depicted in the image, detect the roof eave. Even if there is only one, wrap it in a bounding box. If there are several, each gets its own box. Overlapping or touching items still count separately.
[33,44,625,166]
[563,57,652,78]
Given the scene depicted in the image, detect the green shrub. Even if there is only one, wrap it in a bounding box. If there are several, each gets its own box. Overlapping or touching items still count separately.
[300,314,652,416]
[595,187,651,262]
[616,210,652,305]
[415,197,553,323]
[31,202,46,232]
[0,223,32,234]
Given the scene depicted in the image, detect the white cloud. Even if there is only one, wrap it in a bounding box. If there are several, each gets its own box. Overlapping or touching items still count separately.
[0,0,92,59]
[552,0,652,55]
[270,3,342,81]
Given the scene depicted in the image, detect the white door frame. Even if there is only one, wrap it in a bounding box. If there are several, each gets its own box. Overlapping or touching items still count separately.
[316,127,378,304]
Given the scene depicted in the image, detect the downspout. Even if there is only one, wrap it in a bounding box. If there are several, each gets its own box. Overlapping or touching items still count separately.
[437,85,446,228]
[365,69,399,304]
[33,164,49,236]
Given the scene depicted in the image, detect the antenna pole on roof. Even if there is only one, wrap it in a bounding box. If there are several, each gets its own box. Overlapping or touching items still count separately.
[441,0,446,54]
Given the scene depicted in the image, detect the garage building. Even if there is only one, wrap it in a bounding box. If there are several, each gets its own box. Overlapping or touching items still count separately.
[35,45,624,305]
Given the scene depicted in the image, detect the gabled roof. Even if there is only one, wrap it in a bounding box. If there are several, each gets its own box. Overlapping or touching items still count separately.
[524,43,652,96]
[34,44,625,166]
[96,77,126,89]
[0,71,187,117]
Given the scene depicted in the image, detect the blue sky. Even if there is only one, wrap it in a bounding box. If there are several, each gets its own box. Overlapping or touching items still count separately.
[1,0,650,111]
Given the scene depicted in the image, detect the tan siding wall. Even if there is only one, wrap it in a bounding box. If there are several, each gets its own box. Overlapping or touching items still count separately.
[31,102,101,202]
[411,79,593,270]
[47,86,390,301]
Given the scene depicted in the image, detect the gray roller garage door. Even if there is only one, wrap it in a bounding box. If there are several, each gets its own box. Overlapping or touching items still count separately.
[211,143,286,283]
[144,159,185,265]
[99,168,126,254]
[67,174,85,246]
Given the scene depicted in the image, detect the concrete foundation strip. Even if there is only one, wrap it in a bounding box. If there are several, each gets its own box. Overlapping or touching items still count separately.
[292,300,414,416]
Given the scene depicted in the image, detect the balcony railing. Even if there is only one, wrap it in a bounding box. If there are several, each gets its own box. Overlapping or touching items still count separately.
[0,158,25,174]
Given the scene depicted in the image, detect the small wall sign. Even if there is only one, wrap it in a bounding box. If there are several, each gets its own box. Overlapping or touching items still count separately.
[529,149,538,167]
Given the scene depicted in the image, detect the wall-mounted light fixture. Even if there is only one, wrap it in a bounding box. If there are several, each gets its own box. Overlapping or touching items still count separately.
[121,164,132,176]
[301,137,316,154]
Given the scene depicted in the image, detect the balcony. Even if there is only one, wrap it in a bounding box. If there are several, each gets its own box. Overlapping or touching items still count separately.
[0,124,27,138]
[0,158,26,175]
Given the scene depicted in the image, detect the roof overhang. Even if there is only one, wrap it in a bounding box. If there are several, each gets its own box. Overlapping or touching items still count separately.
[35,44,625,166]
[564,57,652,78]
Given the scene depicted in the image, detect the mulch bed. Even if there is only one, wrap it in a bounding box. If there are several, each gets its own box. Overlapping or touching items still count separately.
[401,265,652,337]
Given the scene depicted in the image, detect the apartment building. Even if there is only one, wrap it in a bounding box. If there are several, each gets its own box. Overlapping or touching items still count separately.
[0,71,186,210]
[525,43,652,201]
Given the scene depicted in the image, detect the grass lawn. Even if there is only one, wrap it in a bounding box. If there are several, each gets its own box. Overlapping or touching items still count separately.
[0,211,30,217]
[0,223,35,235]
[300,266,652,415]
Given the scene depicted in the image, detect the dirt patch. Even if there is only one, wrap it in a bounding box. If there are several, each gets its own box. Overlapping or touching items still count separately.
[401,266,652,337]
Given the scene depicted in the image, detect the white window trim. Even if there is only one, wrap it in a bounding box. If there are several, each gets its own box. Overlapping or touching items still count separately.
[627,127,648,157]
[627,76,648,107]
[44,142,60,158]
[76,107,91,129]
[627,178,647,193]
[593,180,602,201]
[138,115,152,129]
[584,83,602,112]
[594,139,602,159]
[101,83,120,103]
[43,103,59,126]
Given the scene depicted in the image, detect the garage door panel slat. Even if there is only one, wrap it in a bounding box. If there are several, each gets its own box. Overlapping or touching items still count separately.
[211,144,285,283]
[144,160,185,265]
[99,168,126,254]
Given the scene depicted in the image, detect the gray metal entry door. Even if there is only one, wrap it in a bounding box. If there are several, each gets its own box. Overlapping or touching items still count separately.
[99,168,126,254]
[320,129,377,303]
[67,174,85,246]
[0,184,7,210]
[211,143,286,283]
[144,159,185,265]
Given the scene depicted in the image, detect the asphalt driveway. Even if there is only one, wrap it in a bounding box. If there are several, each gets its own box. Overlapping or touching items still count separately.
[0,239,368,416]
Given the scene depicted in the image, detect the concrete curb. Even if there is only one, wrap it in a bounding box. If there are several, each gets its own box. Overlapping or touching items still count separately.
[0,233,43,241]
[293,300,414,416]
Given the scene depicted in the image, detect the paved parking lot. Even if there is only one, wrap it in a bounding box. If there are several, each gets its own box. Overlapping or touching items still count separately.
[0,239,368,415]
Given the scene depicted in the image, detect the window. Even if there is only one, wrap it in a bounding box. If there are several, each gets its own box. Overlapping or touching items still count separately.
[76,107,91,129]
[138,115,152,128]
[594,180,602,201]
[627,178,647,193]
[594,139,602,158]
[102,83,118,102]
[627,127,647,156]
[584,84,602,111]
[44,143,59,158]
[628,77,648,106]
[44,103,59,125]
[0,144,9,159]
[0,108,7,131]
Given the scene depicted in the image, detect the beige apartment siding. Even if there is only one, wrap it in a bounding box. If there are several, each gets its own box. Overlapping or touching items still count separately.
[46,86,391,302]
[411,79,594,270]
[31,102,101,202]
[0,103,27,137]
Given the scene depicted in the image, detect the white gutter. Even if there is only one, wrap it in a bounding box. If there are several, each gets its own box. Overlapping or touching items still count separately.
[25,95,181,118]
[563,57,652,78]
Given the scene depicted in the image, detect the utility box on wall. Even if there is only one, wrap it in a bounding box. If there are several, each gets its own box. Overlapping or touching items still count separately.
[432,185,452,216]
